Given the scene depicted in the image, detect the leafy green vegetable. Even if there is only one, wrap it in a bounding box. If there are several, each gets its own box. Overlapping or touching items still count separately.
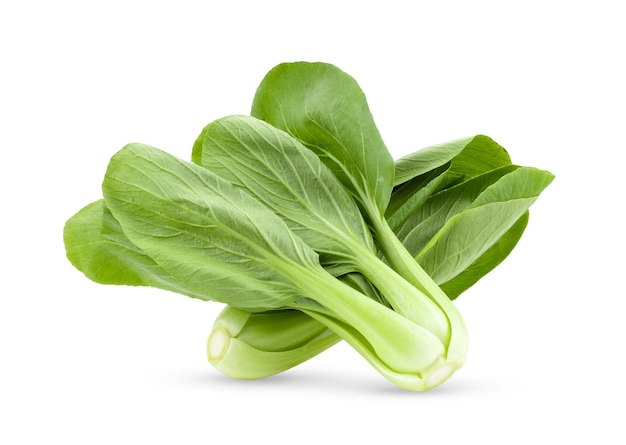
[63,60,554,391]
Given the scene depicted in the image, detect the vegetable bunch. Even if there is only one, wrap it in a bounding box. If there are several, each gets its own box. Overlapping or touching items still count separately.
[64,62,554,391]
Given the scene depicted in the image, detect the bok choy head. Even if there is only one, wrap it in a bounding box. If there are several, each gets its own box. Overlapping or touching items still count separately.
[63,60,555,391]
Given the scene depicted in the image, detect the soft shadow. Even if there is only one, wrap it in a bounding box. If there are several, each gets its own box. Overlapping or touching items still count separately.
[368,374,501,397]
[170,367,376,395]
[168,367,500,397]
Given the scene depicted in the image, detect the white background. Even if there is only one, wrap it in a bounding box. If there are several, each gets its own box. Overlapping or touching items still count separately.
[2,1,624,443]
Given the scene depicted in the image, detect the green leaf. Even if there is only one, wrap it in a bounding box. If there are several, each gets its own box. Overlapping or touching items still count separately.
[443,134,512,180]
[388,135,513,230]
[393,137,470,186]
[102,143,321,311]
[415,167,555,284]
[398,165,521,254]
[394,134,512,187]
[195,115,375,273]
[440,212,529,299]
[63,199,211,300]
[64,200,149,286]
[251,61,395,216]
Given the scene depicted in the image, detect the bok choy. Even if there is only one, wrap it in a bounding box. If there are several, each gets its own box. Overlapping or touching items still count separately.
[63,61,554,391]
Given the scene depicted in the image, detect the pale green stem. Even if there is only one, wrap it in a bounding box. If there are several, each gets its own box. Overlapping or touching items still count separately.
[369,214,468,366]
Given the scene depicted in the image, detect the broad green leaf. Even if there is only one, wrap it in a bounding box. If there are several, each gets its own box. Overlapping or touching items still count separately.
[250,61,395,217]
[393,137,470,186]
[388,135,513,228]
[446,134,512,180]
[102,143,320,311]
[440,212,528,299]
[394,134,512,186]
[415,167,555,284]
[64,200,149,286]
[195,115,375,273]
[399,165,520,253]
[64,199,211,301]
